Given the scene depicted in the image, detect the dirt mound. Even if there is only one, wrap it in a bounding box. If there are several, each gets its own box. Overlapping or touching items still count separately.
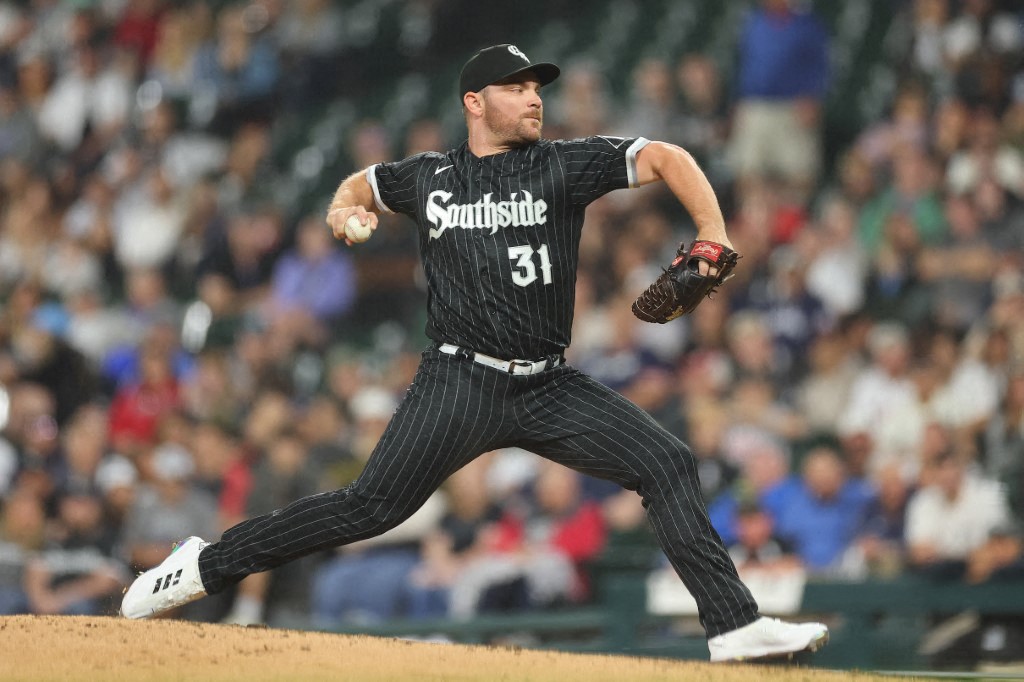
[1,615,895,681]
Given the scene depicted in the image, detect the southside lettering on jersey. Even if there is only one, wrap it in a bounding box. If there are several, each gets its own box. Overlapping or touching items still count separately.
[425,190,548,239]
[368,136,650,358]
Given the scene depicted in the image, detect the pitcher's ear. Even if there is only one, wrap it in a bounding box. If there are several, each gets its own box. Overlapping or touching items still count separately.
[463,91,484,116]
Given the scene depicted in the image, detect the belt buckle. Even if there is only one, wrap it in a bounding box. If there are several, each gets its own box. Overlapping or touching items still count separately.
[509,359,536,374]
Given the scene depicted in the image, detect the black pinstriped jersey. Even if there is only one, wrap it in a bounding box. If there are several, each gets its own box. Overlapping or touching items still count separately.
[368,135,650,359]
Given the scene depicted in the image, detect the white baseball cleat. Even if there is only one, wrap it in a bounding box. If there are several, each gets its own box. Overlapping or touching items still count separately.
[708,616,829,662]
[121,536,210,619]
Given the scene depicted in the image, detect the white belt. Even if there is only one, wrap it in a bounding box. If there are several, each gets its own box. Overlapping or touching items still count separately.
[438,343,562,376]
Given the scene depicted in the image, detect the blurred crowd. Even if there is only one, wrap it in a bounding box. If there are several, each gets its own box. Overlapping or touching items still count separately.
[0,0,1022,632]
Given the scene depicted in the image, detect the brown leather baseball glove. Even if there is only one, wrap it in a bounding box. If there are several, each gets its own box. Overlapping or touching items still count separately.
[631,240,740,323]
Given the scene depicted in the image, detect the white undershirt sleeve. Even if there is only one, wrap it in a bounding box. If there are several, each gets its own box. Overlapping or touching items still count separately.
[625,137,652,188]
[365,164,394,214]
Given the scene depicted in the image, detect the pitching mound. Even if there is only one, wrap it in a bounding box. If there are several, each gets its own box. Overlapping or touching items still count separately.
[1,615,900,681]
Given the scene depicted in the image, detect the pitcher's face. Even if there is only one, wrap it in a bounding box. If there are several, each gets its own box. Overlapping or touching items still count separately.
[481,74,544,146]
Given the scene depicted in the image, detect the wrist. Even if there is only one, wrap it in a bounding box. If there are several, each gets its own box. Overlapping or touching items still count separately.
[695,232,731,247]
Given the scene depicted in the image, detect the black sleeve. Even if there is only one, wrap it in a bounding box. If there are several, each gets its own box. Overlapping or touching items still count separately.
[366,153,432,219]
[554,136,651,205]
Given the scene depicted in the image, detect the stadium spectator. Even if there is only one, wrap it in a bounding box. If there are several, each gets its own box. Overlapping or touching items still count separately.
[180,351,239,425]
[188,418,250,529]
[855,84,931,170]
[725,377,808,461]
[729,0,829,198]
[616,57,678,142]
[907,0,952,81]
[932,97,971,165]
[983,369,1024,520]
[920,328,1000,436]
[402,117,447,157]
[197,205,282,300]
[549,61,612,138]
[575,299,669,397]
[832,149,878,210]
[838,323,919,479]
[120,444,217,569]
[112,168,188,271]
[94,454,137,534]
[966,523,1024,585]
[796,330,861,438]
[146,5,205,100]
[674,53,729,184]
[112,0,163,66]
[775,447,875,576]
[0,69,42,165]
[854,464,912,578]
[14,52,52,118]
[683,401,738,504]
[946,106,1024,199]
[0,490,45,614]
[802,197,869,318]
[224,429,322,626]
[344,385,398,465]
[36,40,132,153]
[53,404,110,498]
[728,501,801,574]
[310,491,445,626]
[404,457,502,619]
[3,383,60,501]
[18,1,86,61]
[447,463,606,618]
[976,178,1024,257]
[271,0,344,106]
[296,393,353,476]
[859,147,947,270]
[723,311,782,391]
[917,197,999,330]
[942,0,1023,70]
[23,487,124,615]
[108,341,181,456]
[191,4,280,132]
[216,123,278,213]
[708,439,798,547]
[267,214,357,347]
[905,448,1010,579]
[0,173,58,292]
[0,430,16,497]
[10,308,98,426]
[733,245,833,380]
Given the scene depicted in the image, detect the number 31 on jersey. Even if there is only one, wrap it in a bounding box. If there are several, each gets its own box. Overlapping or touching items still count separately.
[508,243,553,287]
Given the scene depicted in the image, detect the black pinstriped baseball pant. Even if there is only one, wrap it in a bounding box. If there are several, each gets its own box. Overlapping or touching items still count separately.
[197,347,759,636]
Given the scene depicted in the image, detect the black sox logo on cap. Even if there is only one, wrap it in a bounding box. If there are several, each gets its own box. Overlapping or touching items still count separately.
[459,44,560,98]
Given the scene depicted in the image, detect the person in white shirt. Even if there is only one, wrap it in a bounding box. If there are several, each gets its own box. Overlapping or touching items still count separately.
[838,322,918,477]
[905,449,1009,577]
[37,42,132,153]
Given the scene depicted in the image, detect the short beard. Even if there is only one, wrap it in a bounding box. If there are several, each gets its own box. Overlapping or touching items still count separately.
[482,99,542,147]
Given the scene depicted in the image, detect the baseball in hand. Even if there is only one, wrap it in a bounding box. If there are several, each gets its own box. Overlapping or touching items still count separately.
[344,215,373,243]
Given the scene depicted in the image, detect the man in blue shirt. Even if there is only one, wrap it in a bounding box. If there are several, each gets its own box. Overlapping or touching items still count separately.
[730,0,829,200]
[776,447,875,574]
